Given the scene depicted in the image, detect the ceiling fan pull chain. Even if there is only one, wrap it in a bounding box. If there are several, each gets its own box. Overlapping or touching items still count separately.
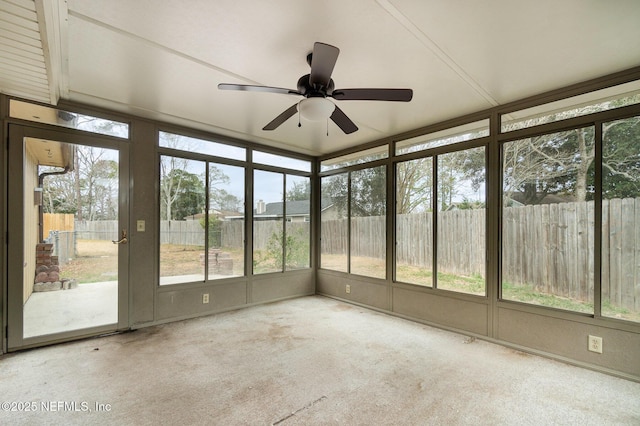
[298,109,301,128]
[326,118,329,136]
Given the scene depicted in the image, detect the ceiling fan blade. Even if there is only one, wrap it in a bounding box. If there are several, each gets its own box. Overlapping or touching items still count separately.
[332,88,413,102]
[262,103,299,131]
[218,83,301,96]
[309,42,340,88]
[330,105,358,134]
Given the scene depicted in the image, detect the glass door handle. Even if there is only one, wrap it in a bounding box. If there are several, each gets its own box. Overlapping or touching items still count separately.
[112,230,128,244]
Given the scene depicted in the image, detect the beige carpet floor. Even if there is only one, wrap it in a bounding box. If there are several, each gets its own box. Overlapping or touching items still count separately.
[1,295,639,425]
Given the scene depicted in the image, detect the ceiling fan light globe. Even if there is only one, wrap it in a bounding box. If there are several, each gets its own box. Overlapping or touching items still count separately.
[298,98,335,121]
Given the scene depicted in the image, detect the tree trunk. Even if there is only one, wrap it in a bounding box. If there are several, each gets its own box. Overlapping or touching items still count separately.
[74,153,82,221]
[574,128,593,202]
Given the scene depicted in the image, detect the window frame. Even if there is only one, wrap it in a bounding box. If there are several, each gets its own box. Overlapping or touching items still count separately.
[251,152,313,276]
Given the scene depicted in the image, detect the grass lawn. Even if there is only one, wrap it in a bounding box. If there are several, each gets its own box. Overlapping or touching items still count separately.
[501,281,593,314]
[61,239,118,283]
[324,255,640,322]
[502,282,640,322]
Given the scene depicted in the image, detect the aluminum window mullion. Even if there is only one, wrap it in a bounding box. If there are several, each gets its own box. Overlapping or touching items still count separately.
[204,162,210,280]
[432,155,438,289]
[347,172,352,274]
[282,173,287,272]
[594,123,603,318]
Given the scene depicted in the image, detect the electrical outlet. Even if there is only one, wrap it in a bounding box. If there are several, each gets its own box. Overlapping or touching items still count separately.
[202,293,209,304]
[345,284,351,294]
[588,335,603,353]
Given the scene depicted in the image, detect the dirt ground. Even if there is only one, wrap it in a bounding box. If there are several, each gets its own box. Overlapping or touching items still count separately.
[61,240,244,282]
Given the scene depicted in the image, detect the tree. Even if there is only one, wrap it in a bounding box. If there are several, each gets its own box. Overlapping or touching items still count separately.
[159,134,200,221]
[74,114,129,138]
[42,166,77,214]
[286,179,311,201]
[265,226,309,270]
[210,189,242,212]
[502,127,602,205]
[501,101,640,205]
[208,165,237,211]
[351,166,386,217]
[200,215,222,248]
[161,155,196,220]
[601,116,640,199]
[41,145,119,220]
[160,167,205,220]
[322,173,348,218]
[74,147,119,220]
[396,158,432,214]
[88,159,118,220]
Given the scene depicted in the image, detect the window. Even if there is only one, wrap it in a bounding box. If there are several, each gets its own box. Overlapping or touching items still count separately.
[253,151,311,172]
[501,80,640,132]
[159,156,207,284]
[436,148,486,295]
[395,157,434,286]
[10,99,129,138]
[350,166,386,278]
[159,131,245,161]
[253,170,284,274]
[501,127,595,313]
[320,166,386,279]
[159,157,245,285]
[395,148,486,295]
[321,145,388,171]
[157,134,313,281]
[207,163,245,279]
[601,115,640,322]
[285,175,311,270]
[396,119,489,155]
[320,173,348,272]
[253,171,311,274]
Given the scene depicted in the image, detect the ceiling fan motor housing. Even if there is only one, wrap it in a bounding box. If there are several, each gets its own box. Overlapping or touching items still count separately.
[297,74,334,97]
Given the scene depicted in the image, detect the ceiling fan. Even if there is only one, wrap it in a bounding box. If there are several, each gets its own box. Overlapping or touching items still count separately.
[218,42,413,134]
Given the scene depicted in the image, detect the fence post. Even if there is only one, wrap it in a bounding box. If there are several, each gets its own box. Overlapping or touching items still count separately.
[53,231,59,257]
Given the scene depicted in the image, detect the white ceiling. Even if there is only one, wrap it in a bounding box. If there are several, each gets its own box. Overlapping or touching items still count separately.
[2,0,640,156]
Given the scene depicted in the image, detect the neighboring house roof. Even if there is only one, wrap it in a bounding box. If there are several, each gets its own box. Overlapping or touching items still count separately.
[255,200,308,217]
[320,197,334,212]
[184,209,243,220]
[253,198,337,217]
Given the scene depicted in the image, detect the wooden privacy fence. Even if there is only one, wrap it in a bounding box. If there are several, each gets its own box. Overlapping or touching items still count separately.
[351,216,386,259]
[321,198,639,310]
[160,221,204,246]
[321,211,485,277]
[252,221,280,249]
[502,198,639,310]
[602,198,639,310]
[437,209,485,277]
[74,219,304,251]
[53,197,640,310]
[222,221,244,249]
[43,213,74,240]
[75,220,119,240]
[502,202,593,303]
[75,220,242,247]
